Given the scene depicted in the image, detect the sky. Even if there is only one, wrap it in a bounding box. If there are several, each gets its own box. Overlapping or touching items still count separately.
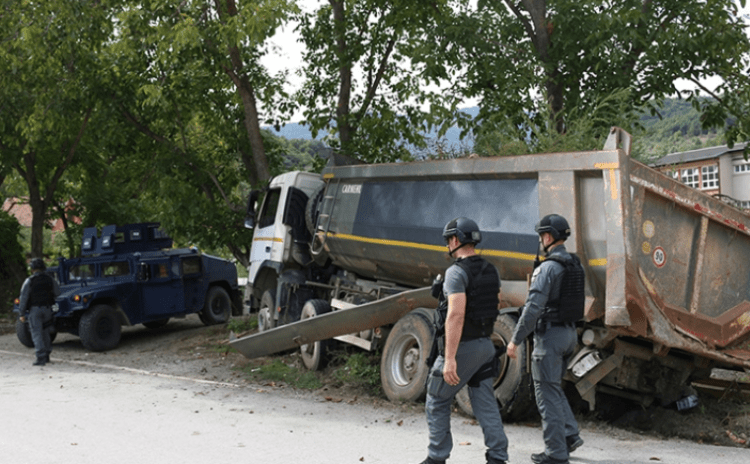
[261,1,750,122]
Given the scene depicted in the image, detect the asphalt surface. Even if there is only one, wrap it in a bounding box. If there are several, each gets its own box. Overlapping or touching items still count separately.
[2,348,750,464]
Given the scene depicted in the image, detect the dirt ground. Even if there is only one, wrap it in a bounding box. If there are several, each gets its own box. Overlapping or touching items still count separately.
[2,313,749,450]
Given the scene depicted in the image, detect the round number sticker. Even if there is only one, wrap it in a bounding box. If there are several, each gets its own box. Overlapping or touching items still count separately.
[653,247,666,268]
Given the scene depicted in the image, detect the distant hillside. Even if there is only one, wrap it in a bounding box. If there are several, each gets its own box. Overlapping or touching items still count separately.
[265,106,480,153]
[634,98,726,162]
[267,99,732,161]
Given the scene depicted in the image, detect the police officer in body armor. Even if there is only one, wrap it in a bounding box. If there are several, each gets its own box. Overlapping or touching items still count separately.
[18,258,60,366]
[419,217,509,464]
[507,214,585,464]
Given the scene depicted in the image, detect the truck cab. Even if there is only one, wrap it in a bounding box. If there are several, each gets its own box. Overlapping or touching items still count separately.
[15,223,240,351]
[244,171,325,313]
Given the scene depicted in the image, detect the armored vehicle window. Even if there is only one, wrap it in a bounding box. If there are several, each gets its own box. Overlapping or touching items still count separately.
[103,261,130,277]
[155,264,169,279]
[69,264,95,280]
[182,257,201,276]
[258,188,281,228]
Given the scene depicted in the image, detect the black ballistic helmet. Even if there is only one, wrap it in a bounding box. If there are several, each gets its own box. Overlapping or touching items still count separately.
[443,217,482,245]
[535,214,570,241]
[30,258,46,271]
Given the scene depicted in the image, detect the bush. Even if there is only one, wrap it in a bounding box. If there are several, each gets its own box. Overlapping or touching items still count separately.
[0,211,27,314]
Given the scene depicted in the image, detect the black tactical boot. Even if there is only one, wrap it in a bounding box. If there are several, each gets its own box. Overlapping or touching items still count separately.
[531,452,568,464]
[566,435,584,453]
[418,457,445,464]
[33,356,46,366]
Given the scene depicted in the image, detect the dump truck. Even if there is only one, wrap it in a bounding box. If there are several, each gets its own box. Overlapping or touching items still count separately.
[232,128,750,420]
[14,223,241,352]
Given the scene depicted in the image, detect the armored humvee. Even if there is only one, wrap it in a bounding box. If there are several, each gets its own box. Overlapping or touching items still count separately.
[15,223,240,352]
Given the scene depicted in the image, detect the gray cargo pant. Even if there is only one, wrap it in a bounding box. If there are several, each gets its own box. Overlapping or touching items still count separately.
[28,305,53,359]
[425,337,508,462]
[532,324,579,460]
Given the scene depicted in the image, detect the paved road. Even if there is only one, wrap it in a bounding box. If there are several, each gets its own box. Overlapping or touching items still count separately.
[1,350,748,464]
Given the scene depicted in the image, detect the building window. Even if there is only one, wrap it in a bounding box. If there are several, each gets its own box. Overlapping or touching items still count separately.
[701,165,718,190]
[734,163,750,173]
[681,168,700,188]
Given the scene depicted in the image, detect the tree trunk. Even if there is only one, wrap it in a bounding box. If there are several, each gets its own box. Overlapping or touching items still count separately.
[217,0,270,184]
[514,0,565,133]
[330,0,353,148]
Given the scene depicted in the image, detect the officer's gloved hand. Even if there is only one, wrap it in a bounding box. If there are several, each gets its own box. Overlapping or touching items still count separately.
[431,274,443,299]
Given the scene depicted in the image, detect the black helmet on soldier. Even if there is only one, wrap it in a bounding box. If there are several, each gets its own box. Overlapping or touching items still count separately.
[535,214,570,241]
[30,258,46,271]
[443,217,482,245]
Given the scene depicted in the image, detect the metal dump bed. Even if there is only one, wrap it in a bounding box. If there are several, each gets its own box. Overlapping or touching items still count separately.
[232,128,750,372]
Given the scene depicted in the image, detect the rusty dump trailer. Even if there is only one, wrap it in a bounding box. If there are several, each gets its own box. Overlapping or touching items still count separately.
[233,128,750,419]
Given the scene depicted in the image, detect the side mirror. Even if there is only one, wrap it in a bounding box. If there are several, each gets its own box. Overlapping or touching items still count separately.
[244,189,260,229]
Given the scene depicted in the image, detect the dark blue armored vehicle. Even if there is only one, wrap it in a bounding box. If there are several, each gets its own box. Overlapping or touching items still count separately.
[14,223,240,352]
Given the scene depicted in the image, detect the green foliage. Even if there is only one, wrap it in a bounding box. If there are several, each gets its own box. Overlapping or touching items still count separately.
[449,0,750,150]
[296,0,465,163]
[227,316,258,334]
[331,351,382,394]
[0,210,26,313]
[239,359,323,390]
[475,89,635,156]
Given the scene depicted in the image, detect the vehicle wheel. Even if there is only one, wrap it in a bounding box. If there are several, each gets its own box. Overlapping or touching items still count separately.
[79,304,122,352]
[258,289,276,333]
[143,318,170,329]
[16,320,34,348]
[305,184,326,235]
[201,287,231,326]
[299,299,331,370]
[380,307,434,402]
[455,314,536,422]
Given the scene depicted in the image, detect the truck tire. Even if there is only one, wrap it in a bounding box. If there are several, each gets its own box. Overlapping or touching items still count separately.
[16,320,34,348]
[258,289,276,333]
[79,304,122,352]
[305,184,326,236]
[299,299,332,370]
[380,307,434,402]
[201,287,231,326]
[455,314,536,422]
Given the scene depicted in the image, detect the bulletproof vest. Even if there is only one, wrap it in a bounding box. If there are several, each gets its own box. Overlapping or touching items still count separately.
[454,255,500,338]
[542,253,585,324]
[28,273,56,307]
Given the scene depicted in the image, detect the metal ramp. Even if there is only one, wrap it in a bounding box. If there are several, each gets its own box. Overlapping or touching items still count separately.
[229,287,436,359]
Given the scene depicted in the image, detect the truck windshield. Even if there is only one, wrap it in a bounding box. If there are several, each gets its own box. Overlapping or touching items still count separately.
[258,188,281,228]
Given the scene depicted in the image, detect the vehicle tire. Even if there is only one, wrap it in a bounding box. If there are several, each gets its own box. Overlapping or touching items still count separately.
[16,320,34,348]
[201,287,231,326]
[79,304,122,352]
[455,314,537,422]
[143,318,170,329]
[305,184,326,236]
[380,307,434,402]
[299,299,331,371]
[258,289,276,333]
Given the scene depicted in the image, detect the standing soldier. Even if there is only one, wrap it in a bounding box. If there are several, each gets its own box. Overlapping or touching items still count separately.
[507,214,585,464]
[18,258,60,366]
[419,217,509,464]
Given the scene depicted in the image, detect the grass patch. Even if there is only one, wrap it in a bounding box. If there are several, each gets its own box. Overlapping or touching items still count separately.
[240,359,322,390]
[330,351,382,395]
[227,316,257,333]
